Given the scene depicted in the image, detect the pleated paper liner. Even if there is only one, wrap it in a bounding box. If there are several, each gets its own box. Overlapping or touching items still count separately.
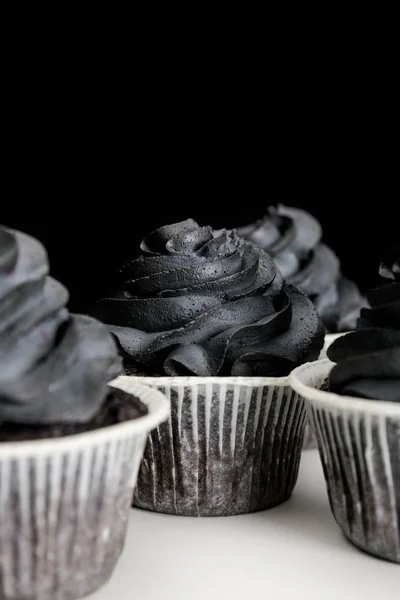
[303,333,350,450]
[290,359,400,564]
[0,378,169,600]
[131,376,306,517]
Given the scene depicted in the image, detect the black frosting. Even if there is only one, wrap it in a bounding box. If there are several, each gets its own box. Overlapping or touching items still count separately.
[237,205,366,332]
[0,226,122,425]
[328,251,400,402]
[93,219,324,376]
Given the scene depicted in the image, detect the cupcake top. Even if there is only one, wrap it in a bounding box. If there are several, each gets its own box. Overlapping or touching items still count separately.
[237,205,366,333]
[328,250,400,402]
[93,219,324,377]
[0,226,122,426]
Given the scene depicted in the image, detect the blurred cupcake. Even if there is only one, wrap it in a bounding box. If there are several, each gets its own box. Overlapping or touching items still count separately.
[0,226,169,600]
[290,251,400,563]
[93,219,324,516]
[237,204,366,333]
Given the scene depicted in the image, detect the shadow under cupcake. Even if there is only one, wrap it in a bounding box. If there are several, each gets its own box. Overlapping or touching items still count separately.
[92,219,325,517]
[290,251,400,564]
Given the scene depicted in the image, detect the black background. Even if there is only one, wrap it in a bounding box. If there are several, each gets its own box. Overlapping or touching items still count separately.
[3,86,396,313]
[3,39,397,313]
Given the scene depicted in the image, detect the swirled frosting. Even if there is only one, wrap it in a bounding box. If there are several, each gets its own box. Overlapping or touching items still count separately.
[237,205,366,332]
[93,219,324,376]
[0,226,121,425]
[328,251,400,402]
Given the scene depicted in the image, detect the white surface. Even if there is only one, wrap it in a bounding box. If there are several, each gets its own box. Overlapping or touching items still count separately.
[90,451,399,600]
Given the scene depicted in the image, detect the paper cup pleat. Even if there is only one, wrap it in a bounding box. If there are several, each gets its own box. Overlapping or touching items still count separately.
[0,379,169,600]
[133,378,306,517]
[303,333,351,450]
[291,359,400,564]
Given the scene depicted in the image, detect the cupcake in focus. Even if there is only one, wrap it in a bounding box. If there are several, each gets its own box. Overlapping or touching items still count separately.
[237,204,366,333]
[0,226,168,600]
[290,250,400,563]
[93,219,324,516]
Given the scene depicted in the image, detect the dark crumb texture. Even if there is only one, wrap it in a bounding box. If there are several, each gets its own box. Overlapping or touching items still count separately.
[122,358,158,377]
[0,387,148,443]
[321,378,329,392]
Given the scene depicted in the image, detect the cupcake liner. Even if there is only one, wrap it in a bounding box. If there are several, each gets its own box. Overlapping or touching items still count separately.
[290,359,400,564]
[131,376,306,517]
[302,418,318,450]
[0,378,169,600]
[303,333,350,450]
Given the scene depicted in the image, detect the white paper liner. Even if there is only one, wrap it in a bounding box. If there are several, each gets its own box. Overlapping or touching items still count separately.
[130,376,306,517]
[290,359,400,564]
[303,333,350,450]
[0,379,169,600]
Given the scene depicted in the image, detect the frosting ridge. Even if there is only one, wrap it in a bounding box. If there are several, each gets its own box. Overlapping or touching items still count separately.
[0,227,121,425]
[328,251,400,402]
[93,219,324,376]
[237,205,366,332]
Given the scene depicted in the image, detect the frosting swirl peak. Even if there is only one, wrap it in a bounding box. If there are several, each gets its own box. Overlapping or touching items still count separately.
[238,205,366,332]
[93,219,324,376]
[0,226,121,426]
[328,250,400,402]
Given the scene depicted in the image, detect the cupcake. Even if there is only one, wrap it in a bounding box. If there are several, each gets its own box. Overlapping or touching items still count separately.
[0,226,169,600]
[93,219,324,516]
[301,331,349,449]
[290,250,400,563]
[237,204,366,333]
